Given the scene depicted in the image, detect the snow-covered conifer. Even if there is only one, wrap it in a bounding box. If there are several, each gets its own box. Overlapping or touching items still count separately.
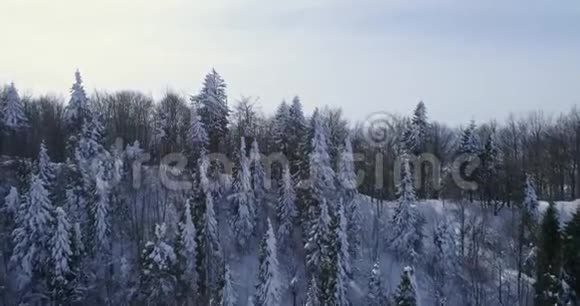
[305,276,321,306]
[250,139,267,212]
[64,70,91,130]
[457,120,479,156]
[93,160,110,252]
[189,105,209,152]
[309,113,335,202]
[394,266,419,306]
[3,186,19,215]
[177,199,198,298]
[338,136,362,259]
[523,174,540,225]
[192,69,229,152]
[37,141,55,186]
[327,202,351,306]
[139,223,177,302]
[1,82,28,130]
[51,207,73,285]
[254,220,281,306]
[230,137,255,249]
[305,199,332,275]
[388,157,422,263]
[288,96,307,176]
[367,262,385,306]
[276,164,297,248]
[221,264,237,306]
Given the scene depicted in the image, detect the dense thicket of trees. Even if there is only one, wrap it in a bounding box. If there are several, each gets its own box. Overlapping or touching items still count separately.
[0,70,579,305]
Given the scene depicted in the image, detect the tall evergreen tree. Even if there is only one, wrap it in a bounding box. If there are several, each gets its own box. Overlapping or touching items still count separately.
[64,70,91,144]
[254,220,281,306]
[563,207,580,304]
[176,199,198,303]
[305,199,331,277]
[189,104,209,156]
[388,157,423,263]
[309,111,336,202]
[37,141,55,187]
[366,262,385,306]
[50,207,74,304]
[305,276,321,306]
[276,164,297,249]
[221,264,237,306]
[250,139,267,225]
[288,96,307,177]
[394,266,418,306]
[535,203,563,306]
[11,174,54,291]
[1,82,28,131]
[192,69,229,153]
[338,136,362,259]
[139,223,177,304]
[272,100,291,155]
[230,137,255,249]
[325,202,351,306]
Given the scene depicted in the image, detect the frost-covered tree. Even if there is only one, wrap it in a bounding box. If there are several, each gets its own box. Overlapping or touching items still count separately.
[305,276,321,306]
[50,207,74,303]
[192,69,229,152]
[221,264,237,306]
[288,96,308,176]
[250,139,267,221]
[479,133,499,205]
[309,112,336,202]
[139,223,177,303]
[254,220,281,306]
[37,141,55,187]
[388,157,422,263]
[230,137,255,249]
[522,175,540,226]
[189,104,209,152]
[366,262,385,306]
[403,101,428,153]
[176,199,198,302]
[430,216,457,305]
[457,120,479,156]
[394,266,419,306]
[563,207,580,304]
[338,136,362,259]
[3,186,19,215]
[198,191,223,302]
[11,174,54,290]
[90,159,111,254]
[276,164,297,249]
[272,100,291,155]
[1,82,28,131]
[305,198,331,277]
[64,70,91,132]
[325,202,351,306]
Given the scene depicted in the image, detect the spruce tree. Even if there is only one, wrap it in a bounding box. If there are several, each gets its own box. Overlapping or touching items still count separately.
[563,207,580,304]
[221,264,237,306]
[37,141,55,186]
[338,136,362,259]
[176,199,198,302]
[254,220,281,306]
[305,276,321,306]
[276,164,297,249]
[272,100,291,155]
[288,96,307,177]
[50,207,74,304]
[305,199,331,276]
[388,157,422,263]
[535,203,563,306]
[139,223,177,303]
[230,137,255,249]
[366,262,385,306]
[394,266,418,306]
[1,82,28,131]
[192,69,229,153]
[325,201,351,306]
[250,139,267,229]
[11,174,54,290]
[3,186,19,215]
[309,112,336,203]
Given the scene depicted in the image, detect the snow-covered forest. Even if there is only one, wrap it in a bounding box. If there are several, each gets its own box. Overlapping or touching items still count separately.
[0,70,579,306]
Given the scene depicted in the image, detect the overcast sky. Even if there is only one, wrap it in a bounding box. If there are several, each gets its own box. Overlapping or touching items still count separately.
[1,0,579,125]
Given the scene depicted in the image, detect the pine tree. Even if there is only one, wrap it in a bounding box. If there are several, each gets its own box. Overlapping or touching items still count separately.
[366,262,385,306]
[139,223,177,303]
[479,133,499,205]
[11,174,54,289]
[535,203,563,306]
[202,192,223,302]
[305,276,321,306]
[37,141,55,185]
[221,264,237,306]
[1,82,28,131]
[309,112,336,203]
[50,207,74,303]
[272,100,291,155]
[522,175,540,226]
[457,120,479,156]
[276,164,297,249]
[64,70,91,133]
[176,199,198,302]
[250,139,267,222]
[230,137,255,249]
[326,201,351,306]
[388,157,422,263]
[563,207,580,304]
[394,266,418,306]
[338,136,362,259]
[403,101,428,153]
[305,199,332,276]
[3,186,19,215]
[92,159,110,253]
[288,96,307,177]
[254,220,281,306]
[431,216,457,305]
[192,69,229,152]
